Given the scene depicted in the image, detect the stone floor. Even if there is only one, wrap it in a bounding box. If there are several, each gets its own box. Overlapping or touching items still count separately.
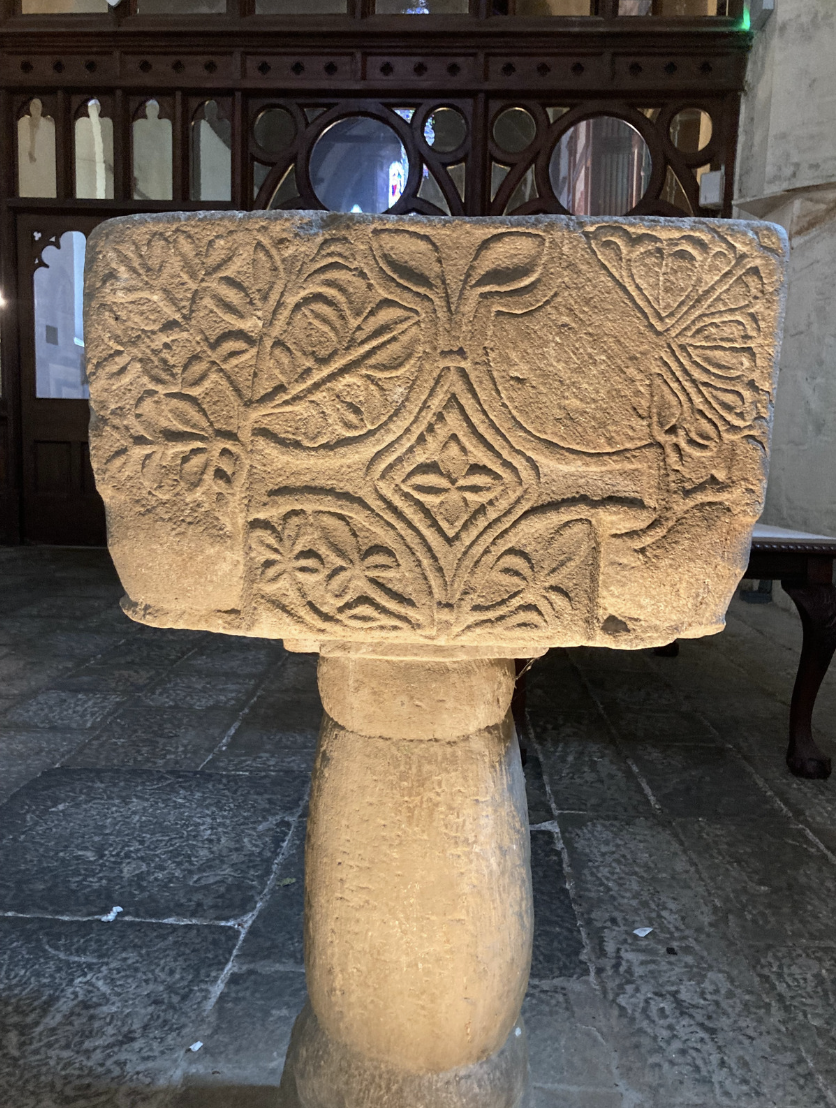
[0,547,835,1108]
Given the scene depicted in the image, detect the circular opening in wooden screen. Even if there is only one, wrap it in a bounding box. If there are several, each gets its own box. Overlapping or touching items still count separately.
[425,107,467,153]
[310,116,409,213]
[669,108,713,153]
[549,116,652,216]
[254,107,297,155]
[493,107,537,154]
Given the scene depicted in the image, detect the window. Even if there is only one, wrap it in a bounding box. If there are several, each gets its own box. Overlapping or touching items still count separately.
[75,100,115,200]
[309,117,408,213]
[21,0,108,12]
[375,0,469,12]
[17,100,57,199]
[34,232,88,400]
[255,0,346,9]
[136,0,226,12]
[191,101,232,202]
[620,0,722,12]
[132,101,173,201]
[515,0,593,12]
[550,116,652,215]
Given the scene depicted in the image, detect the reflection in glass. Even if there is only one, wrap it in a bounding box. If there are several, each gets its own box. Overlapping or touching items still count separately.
[493,107,537,154]
[18,100,57,199]
[425,107,467,153]
[192,101,232,202]
[375,0,468,10]
[34,232,88,400]
[655,0,718,11]
[137,0,224,11]
[550,116,652,216]
[505,166,537,213]
[670,108,713,152]
[662,167,692,213]
[516,0,591,11]
[418,171,451,215]
[21,0,107,10]
[491,162,509,200]
[269,165,301,209]
[256,0,346,10]
[133,101,173,201]
[75,100,114,200]
[310,117,408,213]
[254,162,271,199]
[620,0,719,10]
[449,163,466,201]
[254,108,297,155]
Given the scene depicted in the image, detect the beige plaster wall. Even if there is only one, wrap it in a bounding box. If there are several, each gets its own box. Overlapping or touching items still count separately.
[736,0,836,537]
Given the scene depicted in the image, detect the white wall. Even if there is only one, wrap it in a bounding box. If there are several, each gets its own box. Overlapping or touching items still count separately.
[735,0,836,536]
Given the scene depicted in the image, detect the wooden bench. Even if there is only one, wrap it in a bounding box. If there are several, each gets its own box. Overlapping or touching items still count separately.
[655,525,836,778]
[514,524,836,780]
[742,524,836,779]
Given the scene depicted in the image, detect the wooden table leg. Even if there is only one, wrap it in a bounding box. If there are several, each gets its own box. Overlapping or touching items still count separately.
[782,582,836,779]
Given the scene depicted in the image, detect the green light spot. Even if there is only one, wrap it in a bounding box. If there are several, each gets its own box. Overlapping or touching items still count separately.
[741,2,751,30]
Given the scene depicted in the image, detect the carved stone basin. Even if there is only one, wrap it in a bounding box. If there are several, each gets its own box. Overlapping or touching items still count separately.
[85,212,787,1107]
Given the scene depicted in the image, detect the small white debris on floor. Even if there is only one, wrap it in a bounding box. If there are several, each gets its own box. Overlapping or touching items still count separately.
[633,927,654,937]
[189,1042,203,1053]
[100,906,123,923]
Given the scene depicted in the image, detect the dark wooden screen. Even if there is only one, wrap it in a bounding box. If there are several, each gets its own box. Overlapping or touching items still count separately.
[0,3,753,543]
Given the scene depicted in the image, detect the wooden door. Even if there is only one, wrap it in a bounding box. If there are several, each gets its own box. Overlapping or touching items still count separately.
[17,213,106,545]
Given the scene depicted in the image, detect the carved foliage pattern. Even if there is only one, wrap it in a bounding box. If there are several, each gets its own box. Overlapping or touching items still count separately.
[85,214,784,643]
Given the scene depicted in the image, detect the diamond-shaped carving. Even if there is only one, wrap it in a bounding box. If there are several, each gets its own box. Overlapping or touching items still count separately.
[401,433,505,539]
[371,369,534,591]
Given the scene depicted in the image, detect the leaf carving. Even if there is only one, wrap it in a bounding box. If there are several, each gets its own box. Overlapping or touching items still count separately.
[686,409,722,450]
[135,390,214,441]
[315,514,361,564]
[214,446,243,488]
[144,232,170,278]
[204,235,238,276]
[683,342,757,382]
[353,300,420,375]
[95,348,132,381]
[371,230,449,307]
[652,375,681,435]
[460,232,546,299]
[205,276,253,327]
[180,448,210,489]
[181,354,213,390]
[586,226,736,331]
[305,262,373,320]
[286,294,348,364]
[252,241,284,304]
[173,235,202,283]
[460,515,596,639]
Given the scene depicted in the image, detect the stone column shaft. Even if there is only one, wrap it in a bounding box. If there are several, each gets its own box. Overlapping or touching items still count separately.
[282,655,532,1105]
